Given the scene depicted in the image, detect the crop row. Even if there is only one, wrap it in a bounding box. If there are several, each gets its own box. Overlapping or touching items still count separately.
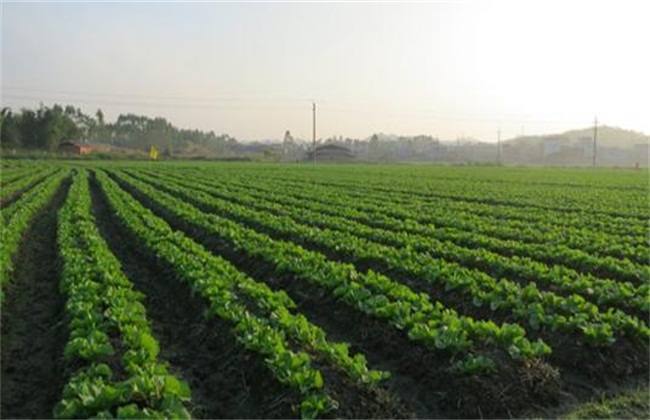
[115,169,649,351]
[55,170,191,418]
[164,166,648,259]
[96,170,397,418]
[1,166,44,187]
[229,171,648,238]
[0,167,55,203]
[218,172,649,267]
[107,170,555,368]
[242,168,649,219]
[134,169,647,316]
[95,168,408,387]
[1,169,68,303]
[373,168,647,192]
[141,166,649,284]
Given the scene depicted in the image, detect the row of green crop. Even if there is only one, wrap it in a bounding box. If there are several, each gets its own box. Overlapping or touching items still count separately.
[0,169,68,303]
[55,170,192,418]
[140,166,648,284]
[96,169,403,386]
[0,167,54,202]
[247,173,646,282]
[267,163,650,193]
[226,175,649,283]
[134,169,647,316]
[97,170,396,418]
[164,165,648,258]
[1,166,43,186]
[178,162,646,191]
[371,168,648,192]
[106,170,557,366]
[1,168,67,225]
[241,167,649,219]
[116,169,648,350]
[228,170,648,238]
[216,172,649,266]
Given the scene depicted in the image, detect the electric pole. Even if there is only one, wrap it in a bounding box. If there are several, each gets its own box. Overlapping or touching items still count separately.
[312,102,316,164]
[592,116,598,167]
[497,128,501,165]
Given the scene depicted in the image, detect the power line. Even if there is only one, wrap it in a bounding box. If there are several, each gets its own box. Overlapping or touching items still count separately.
[2,85,311,103]
[2,88,602,141]
[322,105,588,125]
[3,86,589,125]
[1,93,307,111]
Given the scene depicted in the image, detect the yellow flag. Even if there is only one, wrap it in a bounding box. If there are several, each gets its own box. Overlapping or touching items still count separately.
[149,145,158,160]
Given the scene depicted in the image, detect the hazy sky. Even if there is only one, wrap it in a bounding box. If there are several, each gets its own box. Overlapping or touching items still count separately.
[2,1,649,142]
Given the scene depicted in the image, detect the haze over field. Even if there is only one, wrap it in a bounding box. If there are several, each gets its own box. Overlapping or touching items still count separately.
[2,0,649,142]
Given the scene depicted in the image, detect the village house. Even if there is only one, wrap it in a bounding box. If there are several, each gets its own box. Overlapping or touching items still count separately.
[306,144,356,162]
[58,141,93,155]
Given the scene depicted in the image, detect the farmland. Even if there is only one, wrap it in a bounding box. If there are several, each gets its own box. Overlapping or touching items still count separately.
[1,161,648,419]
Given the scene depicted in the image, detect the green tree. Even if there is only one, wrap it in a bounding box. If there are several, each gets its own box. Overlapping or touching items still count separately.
[0,108,22,149]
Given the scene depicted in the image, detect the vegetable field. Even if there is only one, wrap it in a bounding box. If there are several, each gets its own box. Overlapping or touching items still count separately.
[1,161,648,419]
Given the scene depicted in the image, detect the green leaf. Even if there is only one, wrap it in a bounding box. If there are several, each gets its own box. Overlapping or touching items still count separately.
[313,371,323,389]
[164,375,191,400]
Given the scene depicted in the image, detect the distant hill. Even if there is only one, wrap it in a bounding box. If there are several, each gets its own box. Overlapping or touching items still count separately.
[506,126,649,150]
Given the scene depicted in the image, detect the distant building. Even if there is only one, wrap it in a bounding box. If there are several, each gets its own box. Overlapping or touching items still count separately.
[58,141,92,155]
[306,144,356,161]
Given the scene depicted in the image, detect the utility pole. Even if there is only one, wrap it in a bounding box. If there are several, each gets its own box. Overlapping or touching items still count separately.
[592,116,598,167]
[312,102,316,164]
[497,128,501,165]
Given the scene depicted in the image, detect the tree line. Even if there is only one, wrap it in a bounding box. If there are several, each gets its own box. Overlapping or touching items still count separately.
[0,104,237,155]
